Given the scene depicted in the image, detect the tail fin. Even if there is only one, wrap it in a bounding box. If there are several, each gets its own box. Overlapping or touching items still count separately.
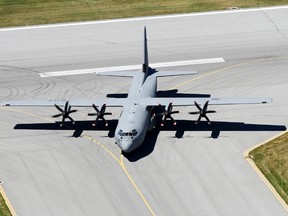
[142,27,149,73]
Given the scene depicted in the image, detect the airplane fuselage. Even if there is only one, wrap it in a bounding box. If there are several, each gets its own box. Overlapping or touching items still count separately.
[114,71,157,153]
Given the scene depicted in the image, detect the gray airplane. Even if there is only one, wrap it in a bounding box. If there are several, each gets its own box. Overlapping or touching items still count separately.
[1,27,272,153]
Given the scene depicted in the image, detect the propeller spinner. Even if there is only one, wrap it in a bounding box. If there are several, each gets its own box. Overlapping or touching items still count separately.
[51,101,78,126]
[189,101,216,124]
[88,104,112,127]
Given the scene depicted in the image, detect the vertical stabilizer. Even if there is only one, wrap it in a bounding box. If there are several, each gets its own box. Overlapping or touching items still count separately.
[143,27,149,73]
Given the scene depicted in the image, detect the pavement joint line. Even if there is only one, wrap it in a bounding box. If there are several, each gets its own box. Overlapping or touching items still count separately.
[0,106,156,216]
[0,185,17,216]
[243,130,288,212]
[171,56,288,89]
[1,5,288,32]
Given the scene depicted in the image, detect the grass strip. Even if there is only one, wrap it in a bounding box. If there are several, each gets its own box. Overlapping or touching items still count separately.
[250,132,288,205]
[0,0,288,27]
[0,190,12,216]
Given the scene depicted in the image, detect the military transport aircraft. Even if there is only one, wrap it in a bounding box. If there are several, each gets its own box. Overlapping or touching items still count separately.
[1,27,272,153]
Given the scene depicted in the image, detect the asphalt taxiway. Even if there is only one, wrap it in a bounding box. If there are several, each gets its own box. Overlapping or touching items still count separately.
[0,6,288,216]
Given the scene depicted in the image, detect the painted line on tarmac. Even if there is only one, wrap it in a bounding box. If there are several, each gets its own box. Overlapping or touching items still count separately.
[84,135,156,216]
[120,154,156,216]
[1,5,288,32]
[170,55,288,212]
[39,58,225,77]
[0,106,156,216]
[0,185,17,216]
[2,56,288,215]
[172,56,288,89]
[243,131,288,212]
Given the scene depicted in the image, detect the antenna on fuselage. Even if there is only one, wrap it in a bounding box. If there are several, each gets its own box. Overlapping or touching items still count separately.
[142,26,149,73]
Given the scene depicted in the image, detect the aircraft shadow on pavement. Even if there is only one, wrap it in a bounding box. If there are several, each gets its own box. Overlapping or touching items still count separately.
[14,120,118,138]
[107,89,211,99]
[14,120,286,161]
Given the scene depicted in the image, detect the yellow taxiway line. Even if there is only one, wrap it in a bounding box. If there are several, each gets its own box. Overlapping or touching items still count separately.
[1,55,288,215]
[83,135,156,216]
[173,56,288,89]
[0,106,156,216]
[172,56,288,212]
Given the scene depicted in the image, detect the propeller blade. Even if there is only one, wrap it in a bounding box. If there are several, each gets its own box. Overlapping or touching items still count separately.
[203,101,209,112]
[170,116,177,125]
[61,116,65,126]
[92,116,99,126]
[64,101,69,112]
[88,113,97,116]
[67,116,75,124]
[204,115,211,123]
[167,103,173,113]
[103,117,108,127]
[54,104,63,112]
[194,101,202,111]
[100,104,106,113]
[170,111,179,115]
[93,104,99,113]
[51,113,63,118]
[189,111,200,115]
[68,109,78,114]
[206,110,216,114]
[104,112,112,116]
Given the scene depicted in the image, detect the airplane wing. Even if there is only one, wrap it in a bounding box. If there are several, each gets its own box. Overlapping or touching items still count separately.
[140,97,272,107]
[1,98,130,107]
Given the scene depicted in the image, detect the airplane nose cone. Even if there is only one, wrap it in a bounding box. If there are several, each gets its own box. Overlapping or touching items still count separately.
[119,140,133,153]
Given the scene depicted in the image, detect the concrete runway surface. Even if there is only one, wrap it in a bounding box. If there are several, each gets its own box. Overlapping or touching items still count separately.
[0,6,288,216]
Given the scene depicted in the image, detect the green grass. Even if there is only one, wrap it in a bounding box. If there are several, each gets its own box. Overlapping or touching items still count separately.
[0,0,288,27]
[0,191,12,216]
[250,132,288,205]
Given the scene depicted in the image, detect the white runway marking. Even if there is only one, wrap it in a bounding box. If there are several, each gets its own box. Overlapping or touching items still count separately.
[39,57,225,77]
[1,5,288,32]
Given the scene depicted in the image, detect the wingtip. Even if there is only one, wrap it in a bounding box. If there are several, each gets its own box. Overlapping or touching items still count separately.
[262,98,273,104]
[0,101,10,106]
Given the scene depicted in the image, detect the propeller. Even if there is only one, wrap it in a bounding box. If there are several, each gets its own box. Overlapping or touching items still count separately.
[157,102,179,126]
[189,101,216,124]
[88,104,112,127]
[51,101,78,126]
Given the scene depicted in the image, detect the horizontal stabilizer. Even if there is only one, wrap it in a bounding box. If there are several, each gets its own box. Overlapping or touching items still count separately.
[153,71,197,77]
[96,70,137,77]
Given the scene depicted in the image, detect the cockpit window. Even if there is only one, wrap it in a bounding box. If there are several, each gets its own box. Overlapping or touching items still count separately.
[118,129,138,137]
[132,129,138,136]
